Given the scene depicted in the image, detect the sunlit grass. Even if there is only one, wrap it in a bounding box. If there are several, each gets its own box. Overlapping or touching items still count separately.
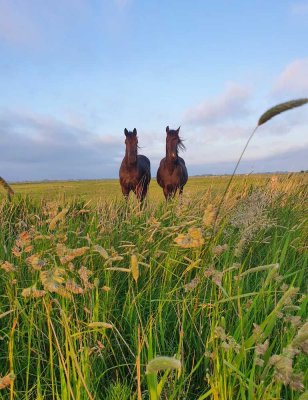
[0,173,307,399]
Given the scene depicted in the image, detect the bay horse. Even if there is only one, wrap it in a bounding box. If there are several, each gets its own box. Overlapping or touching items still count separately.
[119,128,151,202]
[156,126,188,199]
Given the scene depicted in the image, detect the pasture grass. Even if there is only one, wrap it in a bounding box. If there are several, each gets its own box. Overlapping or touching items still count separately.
[0,173,307,399]
[2,175,289,202]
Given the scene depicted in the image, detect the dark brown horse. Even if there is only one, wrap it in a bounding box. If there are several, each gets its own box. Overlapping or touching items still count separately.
[157,126,188,199]
[119,128,151,202]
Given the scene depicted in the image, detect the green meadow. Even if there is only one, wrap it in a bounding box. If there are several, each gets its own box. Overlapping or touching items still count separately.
[6,174,286,202]
[0,173,307,399]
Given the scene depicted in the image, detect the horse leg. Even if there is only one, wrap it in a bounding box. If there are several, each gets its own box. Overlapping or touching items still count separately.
[139,189,148,209]
[121,185,130,200]
[135,183,147,205]
[178,186,184,204]
[167,184,178,200]
[163,187,171,200]
[179,186,184,201]
[140,184,148,201]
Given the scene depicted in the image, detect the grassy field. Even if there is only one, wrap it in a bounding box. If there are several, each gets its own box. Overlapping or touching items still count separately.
[0,174,307,399]
[4,174,294,202]
[6,176,238,203]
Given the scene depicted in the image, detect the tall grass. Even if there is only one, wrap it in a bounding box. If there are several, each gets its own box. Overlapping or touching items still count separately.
[0,173,307,399]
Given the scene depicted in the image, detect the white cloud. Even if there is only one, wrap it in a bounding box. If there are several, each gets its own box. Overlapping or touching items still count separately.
[187,144,308,175]
[145,116,308,172]
[273,58,308,95]
[184,82,251,125]
[0,109,123,181]
[1,105,307,181]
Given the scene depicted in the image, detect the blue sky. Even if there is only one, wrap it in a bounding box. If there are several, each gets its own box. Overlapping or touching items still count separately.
[0,0,307,181]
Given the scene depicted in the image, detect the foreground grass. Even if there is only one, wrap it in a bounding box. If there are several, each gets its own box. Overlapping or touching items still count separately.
[0,174,307,399]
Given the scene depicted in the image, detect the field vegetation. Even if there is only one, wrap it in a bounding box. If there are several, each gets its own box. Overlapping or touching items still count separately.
[0,173,307,399]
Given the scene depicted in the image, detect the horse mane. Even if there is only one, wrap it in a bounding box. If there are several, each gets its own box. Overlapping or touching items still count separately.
[177,137,186,152]
[167,128,186,153]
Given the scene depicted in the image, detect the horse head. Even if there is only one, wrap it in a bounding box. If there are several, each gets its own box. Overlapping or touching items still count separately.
[124,128,138,164]
[166,126,185,161]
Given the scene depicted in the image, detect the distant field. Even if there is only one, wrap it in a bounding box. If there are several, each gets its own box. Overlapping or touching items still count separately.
[3,174,304,203]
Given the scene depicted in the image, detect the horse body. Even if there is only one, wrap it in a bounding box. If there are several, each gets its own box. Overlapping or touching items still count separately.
[119,129,151,201]
[156,126,188,199]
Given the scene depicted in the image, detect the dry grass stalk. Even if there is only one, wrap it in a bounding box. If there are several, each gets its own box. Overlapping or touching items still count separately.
[105,267,131,272]
[131,254,139,282]
[0,176,14,199]
[136,325,142,400]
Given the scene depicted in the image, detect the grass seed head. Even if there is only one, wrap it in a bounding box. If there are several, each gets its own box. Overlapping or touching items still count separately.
[22,285,46,298]
[203,204,217,227]
[93,245,109,259]
[66,280,84,294]
[258,98,308,126]
[212,244,228,256]
[289,373,305,392]
[174,227,204,248]
[146,356,181,374]
[255,339,269,356]
[184,276,200,292]
[26,254,45,270]
[49,208,68,230]
[292,322,308,353]
[78,266,94,290]
[88,322,113,329]
[40,267,71,298]
[130,254,139,282]
[0,372,15,389]
[0,261,16,272]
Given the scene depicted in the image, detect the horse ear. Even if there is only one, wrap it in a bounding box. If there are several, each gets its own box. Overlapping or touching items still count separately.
[124,128,128,136]
[133,128,137,135]
[166,126,169,133]
[177,126,181,133]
